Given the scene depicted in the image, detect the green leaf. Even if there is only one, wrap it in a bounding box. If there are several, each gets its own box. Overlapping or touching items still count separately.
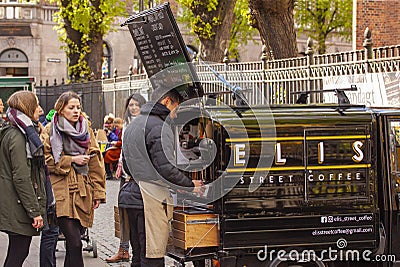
[50,0,127,79]
[295,0,352,54]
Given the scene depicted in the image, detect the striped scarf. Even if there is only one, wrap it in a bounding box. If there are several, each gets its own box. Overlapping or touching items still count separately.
[50,112,90,174]
[6,107,43,158]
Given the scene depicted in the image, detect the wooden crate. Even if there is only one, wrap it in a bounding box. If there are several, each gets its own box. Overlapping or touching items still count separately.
[172,210,219,250]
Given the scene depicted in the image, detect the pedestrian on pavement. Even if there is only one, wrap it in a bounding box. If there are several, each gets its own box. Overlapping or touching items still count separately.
[0,97,5,124]
[123,89,204,267]
[103,114,118,143]
[42,91,106,267]
[39,113,58,267]
[0,91,47,267]
[42,109,56,127]
[103,117,123,180]
[106,93,146,264]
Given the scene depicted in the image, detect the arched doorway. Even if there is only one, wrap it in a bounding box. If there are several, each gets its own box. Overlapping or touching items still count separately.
[0,48,29,76]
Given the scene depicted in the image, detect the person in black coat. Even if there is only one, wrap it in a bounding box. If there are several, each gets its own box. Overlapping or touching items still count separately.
[122,89,204,267]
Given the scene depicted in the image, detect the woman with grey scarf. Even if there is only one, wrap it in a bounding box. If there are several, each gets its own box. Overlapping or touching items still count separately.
[42,91,106,267]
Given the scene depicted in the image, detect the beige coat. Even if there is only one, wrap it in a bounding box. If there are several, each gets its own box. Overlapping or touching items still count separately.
[42,124,106,228]
[139,181,173,258]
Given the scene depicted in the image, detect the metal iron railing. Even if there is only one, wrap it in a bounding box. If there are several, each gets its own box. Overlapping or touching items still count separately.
[35,28,400,128]
[99,28,400,111]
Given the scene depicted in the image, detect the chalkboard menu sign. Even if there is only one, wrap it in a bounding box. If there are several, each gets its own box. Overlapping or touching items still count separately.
[122,3,203,100]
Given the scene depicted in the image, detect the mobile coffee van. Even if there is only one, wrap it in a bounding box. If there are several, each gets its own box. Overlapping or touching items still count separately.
[122,4,400,266]
[168,102,400,267]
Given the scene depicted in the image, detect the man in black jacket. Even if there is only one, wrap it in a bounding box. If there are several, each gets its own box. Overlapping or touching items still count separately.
[123,88,204,267]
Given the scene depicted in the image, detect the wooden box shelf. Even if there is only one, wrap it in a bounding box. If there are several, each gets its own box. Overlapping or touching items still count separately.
[172,210,219,250]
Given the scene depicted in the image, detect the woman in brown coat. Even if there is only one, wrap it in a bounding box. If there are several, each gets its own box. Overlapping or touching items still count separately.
[42,91,106,267]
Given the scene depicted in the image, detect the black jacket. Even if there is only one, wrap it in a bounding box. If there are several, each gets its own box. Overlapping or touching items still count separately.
[123,102,195,192]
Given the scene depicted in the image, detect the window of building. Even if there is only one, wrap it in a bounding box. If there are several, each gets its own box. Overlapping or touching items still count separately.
[0,48,28,76]
[0,0,36,19]
[0,48,27,62]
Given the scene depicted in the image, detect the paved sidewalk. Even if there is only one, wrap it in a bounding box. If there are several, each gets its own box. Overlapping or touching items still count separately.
[0,232,108,267]
[0,180,187,267]
[0,180,122,267]
[87,180,183,267]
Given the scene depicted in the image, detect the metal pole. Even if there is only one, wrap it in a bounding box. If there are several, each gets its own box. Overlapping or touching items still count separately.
[138,0,144,74]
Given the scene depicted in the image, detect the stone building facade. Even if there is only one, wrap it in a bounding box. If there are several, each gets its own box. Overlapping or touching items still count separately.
[0,1,137,83]
[0,1,198,83]
[0,0,352,85]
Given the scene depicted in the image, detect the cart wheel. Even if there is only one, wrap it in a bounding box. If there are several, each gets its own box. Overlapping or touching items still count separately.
[92,239,97,258]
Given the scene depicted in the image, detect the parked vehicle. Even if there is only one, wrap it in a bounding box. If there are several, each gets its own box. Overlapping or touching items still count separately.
[168,101,400,267]
[122,4,400,266]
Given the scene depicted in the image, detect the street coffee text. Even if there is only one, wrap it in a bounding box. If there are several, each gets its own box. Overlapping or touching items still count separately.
[238,171,363,185]
[233,140,364,166]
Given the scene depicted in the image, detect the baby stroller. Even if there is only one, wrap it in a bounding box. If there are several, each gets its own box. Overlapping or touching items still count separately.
[57,227,98,258]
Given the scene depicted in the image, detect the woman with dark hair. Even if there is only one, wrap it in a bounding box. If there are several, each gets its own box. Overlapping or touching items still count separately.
[123,93,147,126]
[106,93,146,263]
[42,91,106,267]
[0,91,46,267]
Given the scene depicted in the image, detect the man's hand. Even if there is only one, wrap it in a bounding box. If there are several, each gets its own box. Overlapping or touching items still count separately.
[192,180,205,196]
